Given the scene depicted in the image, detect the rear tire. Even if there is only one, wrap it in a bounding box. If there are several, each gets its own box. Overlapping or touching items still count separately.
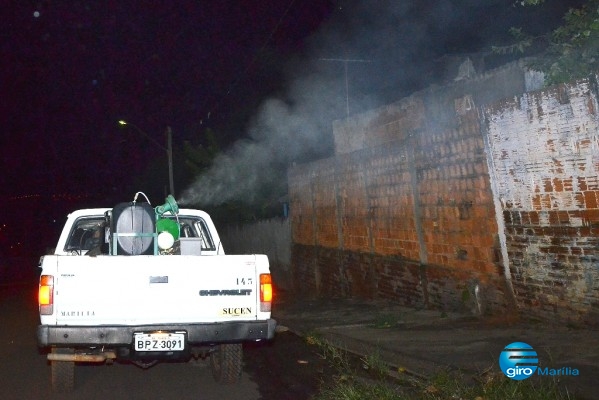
[51,348,75,392]
[210,343,242,384]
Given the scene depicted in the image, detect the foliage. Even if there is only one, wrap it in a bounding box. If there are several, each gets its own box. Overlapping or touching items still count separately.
[206,198,283,226]
[177,127,285,224]
[493,0,599,85]
[182,128,222,176]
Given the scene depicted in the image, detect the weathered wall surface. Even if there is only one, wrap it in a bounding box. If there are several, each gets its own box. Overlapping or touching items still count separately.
[289,62,533,315]
[289,62,599,324]
[220,218,292,289]
[484,80,599,323]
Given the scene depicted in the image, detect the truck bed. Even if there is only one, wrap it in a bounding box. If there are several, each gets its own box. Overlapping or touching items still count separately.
[40,254,270,326]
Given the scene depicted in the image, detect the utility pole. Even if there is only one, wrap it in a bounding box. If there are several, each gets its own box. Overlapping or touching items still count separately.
[319,57,373,118]
[118,120,175,197]
[166,126,175,197]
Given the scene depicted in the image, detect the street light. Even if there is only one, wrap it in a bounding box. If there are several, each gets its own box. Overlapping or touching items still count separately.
[118,120,175,197]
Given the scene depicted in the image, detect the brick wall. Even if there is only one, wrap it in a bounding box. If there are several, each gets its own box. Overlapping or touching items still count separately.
[289,62,534,316]
[484,78,599,324]
[289,62,599,324]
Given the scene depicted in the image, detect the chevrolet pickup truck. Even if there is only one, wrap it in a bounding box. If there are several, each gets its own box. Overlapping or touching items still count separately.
[37,193,276,392]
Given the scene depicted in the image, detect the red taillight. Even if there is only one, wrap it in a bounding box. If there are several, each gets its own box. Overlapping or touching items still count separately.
[260,273,272,312]
[39,275,54,315]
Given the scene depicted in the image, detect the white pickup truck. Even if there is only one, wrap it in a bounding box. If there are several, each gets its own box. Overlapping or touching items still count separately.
[37,193,276,392]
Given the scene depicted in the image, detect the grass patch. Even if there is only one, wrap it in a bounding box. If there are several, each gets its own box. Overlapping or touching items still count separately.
[421,370,575,400]
[370,313,402,329]
[307,335,578,400]
[317,379,403,400]
[360,351,389,380]
[305,332,353,373]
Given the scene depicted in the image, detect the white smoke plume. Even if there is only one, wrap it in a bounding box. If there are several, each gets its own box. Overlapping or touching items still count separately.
[178,0,566,207]
[178,73,340,206]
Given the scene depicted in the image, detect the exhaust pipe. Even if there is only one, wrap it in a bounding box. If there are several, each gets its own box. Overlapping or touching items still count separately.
[48,351,117,363]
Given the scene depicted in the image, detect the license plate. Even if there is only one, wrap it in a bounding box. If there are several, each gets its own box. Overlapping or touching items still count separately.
[134,332,185,351]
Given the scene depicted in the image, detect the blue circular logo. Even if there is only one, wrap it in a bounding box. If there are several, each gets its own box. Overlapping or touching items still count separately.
[499,342,538,380]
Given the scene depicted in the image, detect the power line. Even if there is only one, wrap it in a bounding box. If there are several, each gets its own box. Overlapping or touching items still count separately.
[319,57,373,118]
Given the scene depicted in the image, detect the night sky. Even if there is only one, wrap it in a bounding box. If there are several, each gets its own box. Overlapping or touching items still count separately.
[0,0,582,255]
[2,1,335,200]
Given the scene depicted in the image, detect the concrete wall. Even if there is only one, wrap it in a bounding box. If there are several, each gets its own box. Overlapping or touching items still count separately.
[219,218,292,290]
[288,61,599,324]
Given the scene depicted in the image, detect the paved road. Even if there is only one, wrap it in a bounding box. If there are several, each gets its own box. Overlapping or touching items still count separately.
[0,282,261,400]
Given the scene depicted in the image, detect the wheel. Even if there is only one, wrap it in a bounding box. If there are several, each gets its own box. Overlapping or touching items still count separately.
[51,348,75,392]
[210,343,242,384]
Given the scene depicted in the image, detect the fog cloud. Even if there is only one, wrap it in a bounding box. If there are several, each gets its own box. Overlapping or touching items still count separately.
[178,0,559,207]
[178,73,340,206]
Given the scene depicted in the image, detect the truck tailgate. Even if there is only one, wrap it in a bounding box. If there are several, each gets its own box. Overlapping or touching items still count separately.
[49,255,265,325]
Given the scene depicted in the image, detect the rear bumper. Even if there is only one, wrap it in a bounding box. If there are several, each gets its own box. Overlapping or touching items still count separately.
[37,319,277,347]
